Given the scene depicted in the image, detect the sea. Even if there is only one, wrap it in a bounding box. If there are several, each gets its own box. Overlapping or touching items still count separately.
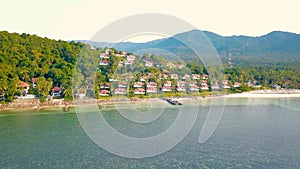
[0,97,299,168]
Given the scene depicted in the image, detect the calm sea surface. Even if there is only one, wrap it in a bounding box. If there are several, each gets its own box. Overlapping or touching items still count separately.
[0,98,300,169]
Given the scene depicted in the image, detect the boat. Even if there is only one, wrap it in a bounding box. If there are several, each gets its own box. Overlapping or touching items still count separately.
[163,97,183,105]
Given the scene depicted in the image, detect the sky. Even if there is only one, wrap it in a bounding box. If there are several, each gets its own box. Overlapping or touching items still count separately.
[1,0,300,42]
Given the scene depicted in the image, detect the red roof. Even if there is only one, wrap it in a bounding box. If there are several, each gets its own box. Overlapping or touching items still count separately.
[52,87,62,91]
[134,82,144,85]
[100,90,110,94]
[148,82,157,86]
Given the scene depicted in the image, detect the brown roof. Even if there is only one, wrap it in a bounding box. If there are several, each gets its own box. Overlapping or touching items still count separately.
[32,78,37,83]
[19,81,30,87]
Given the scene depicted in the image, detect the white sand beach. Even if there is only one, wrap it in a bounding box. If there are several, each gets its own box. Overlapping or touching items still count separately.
[226,92,300,98]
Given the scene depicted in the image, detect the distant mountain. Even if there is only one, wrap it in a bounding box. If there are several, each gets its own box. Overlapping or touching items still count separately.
[78,30,300,59]
[204,30,300,57]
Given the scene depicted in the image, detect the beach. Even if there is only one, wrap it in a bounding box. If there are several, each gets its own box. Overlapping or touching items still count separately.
[1,90,300,112]
[226,90,300,98]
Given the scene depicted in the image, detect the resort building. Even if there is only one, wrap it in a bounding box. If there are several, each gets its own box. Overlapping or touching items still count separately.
[51,87,62,97]
[85,83,92,90]
[189,85,199,92]
[233,82,241,88]
[147,82,157,88]
[114,88,126,95]
[100,90,110,96]
[124,60,134,65]
[118,81,127,88]
[133,82,144,88]
[126,55,136,61]
[182,74,191,80]
[159,74,169,80]
[170,74,179,80]
[19,81,30,95]
[177,64,185,69]
[223,84,231,89]
[100,53,110,59]
[163,81,172,87]
[200,80,209,90]
[76,89,86,99]
[211,84,220,90]
[176,86,186,92]
[108,78,118,82]
[146,82,158,93]
[166,62,176,68]
[222,81,231,89]
[134,88,145,95]
[177,81,186,87]
[146,87,157,93]
[244,82,253,87]
[32,78,37,88]
[188,82,198,88]
[162,86,172,92]
[176,81,186,92]
[202,74,209,80]
[192,74,200,80]
[100,83,110,89]
[139,76,148,82]
[115,53,126,57]
[99,60,109,66]
[145,61,154,67]
[200,84,209,90]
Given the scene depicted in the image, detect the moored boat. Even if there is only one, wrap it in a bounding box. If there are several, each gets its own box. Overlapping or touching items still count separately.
[163,97,183,105]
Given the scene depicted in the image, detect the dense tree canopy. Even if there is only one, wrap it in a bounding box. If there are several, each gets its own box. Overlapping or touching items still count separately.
[0,31,299,102]
[0,31,90,101]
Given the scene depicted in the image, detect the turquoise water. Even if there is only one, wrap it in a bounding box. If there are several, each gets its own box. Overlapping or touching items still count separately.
[0,98,300,168]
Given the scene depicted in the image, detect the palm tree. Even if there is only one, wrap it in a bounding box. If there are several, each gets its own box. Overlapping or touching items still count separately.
[63,86,73,100]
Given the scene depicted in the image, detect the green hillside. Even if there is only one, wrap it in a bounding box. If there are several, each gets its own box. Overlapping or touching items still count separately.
[0,31,300,103]
[0,31,88,101]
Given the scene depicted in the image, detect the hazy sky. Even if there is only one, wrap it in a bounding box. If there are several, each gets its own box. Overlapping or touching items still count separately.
[1,0,300,42]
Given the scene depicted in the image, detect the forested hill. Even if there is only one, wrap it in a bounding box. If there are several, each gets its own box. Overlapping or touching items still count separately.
[0,31,85,83]
[1,31,300,103]
[84,30,300,59]
[0,31,91,101]
[203,30,300,57]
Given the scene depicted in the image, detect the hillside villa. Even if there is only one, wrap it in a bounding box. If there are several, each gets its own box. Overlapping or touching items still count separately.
[51,87,62,97]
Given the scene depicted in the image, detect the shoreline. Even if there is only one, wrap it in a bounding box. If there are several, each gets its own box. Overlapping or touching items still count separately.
[226,91,300,98]
[0,98,165,112]
[1,91,300,112]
